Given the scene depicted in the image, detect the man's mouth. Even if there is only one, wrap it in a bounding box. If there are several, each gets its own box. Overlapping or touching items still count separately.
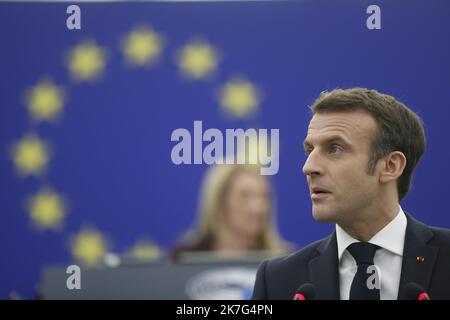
[311,187,331,200]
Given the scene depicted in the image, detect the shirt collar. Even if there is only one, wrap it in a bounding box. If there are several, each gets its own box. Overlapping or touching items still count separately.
[336,206,407,261]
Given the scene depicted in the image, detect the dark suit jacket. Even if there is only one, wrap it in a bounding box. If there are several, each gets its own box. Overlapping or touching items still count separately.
[252,214,450,299]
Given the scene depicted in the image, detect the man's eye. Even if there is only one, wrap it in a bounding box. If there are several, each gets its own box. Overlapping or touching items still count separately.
[329,145,343,155]
[304,149,312,156]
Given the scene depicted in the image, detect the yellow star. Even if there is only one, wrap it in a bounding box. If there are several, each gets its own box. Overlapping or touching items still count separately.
[66,40,107,82]
[177,39,219,79]
[26,79,65,122]
[10,133,51,176]
[219,78,261,118]
[121,26,163,66]
[128,240,161,261]
[27,187,66,231]
[71,227,108,267]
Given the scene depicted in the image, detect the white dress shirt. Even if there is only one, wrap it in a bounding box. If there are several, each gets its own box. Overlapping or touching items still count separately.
[336,206,407,300]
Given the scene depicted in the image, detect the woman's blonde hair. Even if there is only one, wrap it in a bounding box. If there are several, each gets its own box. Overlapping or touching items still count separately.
[186,163,291,253]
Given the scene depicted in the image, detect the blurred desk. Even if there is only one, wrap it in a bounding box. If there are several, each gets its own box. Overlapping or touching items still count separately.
[41,254,270,299]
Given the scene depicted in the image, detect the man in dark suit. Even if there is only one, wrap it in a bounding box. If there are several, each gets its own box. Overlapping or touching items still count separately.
[252,88,450,300]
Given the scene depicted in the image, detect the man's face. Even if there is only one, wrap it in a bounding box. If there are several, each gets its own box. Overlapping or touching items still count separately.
[302,111,381,225]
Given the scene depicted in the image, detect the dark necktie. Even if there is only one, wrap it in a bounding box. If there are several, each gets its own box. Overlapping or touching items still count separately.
[347,242,381,300]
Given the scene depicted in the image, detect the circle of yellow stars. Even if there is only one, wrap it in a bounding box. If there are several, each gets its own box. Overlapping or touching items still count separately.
[176,39,220,80]
[128,240,161,262]
[27,187,66,231]
[10,24,264,266]
[66,40,107,82]
[26,78,65,123]
[11,133,51,177]
[70,227,109,267]
[121,25,164,67]
[219,78,261,118]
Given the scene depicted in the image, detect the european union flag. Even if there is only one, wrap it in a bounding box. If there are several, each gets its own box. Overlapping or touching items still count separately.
[1,0,450,299]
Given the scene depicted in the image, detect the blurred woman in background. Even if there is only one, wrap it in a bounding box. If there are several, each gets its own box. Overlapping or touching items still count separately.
[169,164,293,262]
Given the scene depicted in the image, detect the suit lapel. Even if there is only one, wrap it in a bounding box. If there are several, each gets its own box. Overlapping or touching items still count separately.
[309,232,340,299]
[397,214,438,299]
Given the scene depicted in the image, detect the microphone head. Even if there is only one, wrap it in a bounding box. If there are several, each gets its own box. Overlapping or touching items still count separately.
[293,283,316,300]
[405,282,430,300]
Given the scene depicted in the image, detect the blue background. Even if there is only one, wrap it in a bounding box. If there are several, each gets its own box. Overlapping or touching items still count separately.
[0,0,449,299]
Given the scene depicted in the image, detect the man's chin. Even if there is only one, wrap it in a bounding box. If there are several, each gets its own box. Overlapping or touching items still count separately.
[312,208,337,223]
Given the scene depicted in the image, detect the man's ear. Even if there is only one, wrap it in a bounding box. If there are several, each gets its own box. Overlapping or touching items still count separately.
[379,151,407,184]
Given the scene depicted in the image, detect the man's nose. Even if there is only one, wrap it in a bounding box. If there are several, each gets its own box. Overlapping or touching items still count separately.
[302,150,322,176]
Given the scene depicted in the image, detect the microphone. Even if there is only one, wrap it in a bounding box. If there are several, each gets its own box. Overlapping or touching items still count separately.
[405,282,431,300]
[293,283,316,300]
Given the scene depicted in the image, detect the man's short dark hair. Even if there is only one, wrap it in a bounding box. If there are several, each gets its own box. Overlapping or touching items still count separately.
[310,87,426,202]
